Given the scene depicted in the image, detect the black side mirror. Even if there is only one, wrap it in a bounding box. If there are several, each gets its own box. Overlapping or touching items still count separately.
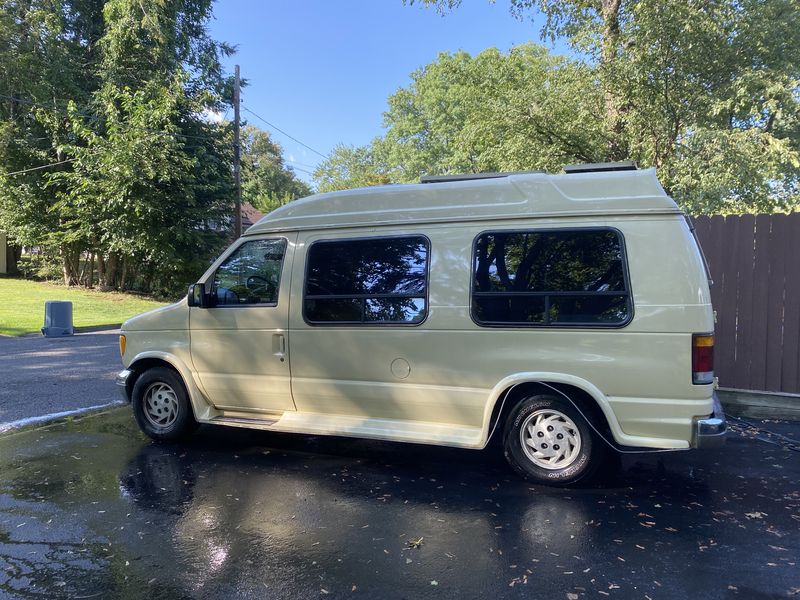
[187,283,214,308]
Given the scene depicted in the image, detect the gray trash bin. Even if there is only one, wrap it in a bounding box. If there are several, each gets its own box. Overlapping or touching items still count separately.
[42,300,74,337]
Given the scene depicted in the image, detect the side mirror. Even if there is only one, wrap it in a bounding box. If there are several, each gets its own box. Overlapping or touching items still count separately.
[187,283,214,308]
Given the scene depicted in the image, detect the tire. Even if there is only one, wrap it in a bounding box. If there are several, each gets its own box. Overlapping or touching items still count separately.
[503,393,606,486]
[131,367,198,441]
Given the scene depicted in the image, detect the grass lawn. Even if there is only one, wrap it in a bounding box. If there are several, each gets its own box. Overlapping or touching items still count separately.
[0,277,167,336]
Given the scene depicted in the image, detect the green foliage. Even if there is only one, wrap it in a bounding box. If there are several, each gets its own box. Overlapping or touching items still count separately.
[381,45,606,178]
[241,125,311,213]
[0,0,237,294]
[385,0,800,214]
[313,144,391,193]
[0,0,102,250]
[314,45,607,188]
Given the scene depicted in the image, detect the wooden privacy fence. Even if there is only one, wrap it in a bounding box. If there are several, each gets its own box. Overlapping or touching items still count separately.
[692,213,800,395]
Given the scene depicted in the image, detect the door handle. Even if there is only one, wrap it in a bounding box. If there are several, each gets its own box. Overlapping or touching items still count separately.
[273,333,286,360]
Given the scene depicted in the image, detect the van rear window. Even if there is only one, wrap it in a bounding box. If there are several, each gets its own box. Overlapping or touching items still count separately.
[472,229,631,327]
[304,236,429,325]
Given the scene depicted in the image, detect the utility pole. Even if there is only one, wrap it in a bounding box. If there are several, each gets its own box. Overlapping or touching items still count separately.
[233,64,242,238]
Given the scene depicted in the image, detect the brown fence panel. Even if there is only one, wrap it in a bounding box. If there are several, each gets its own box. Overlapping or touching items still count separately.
[781,214,800,393]
[750,215,772,390]
[764,215,788,391]
[692,213,800,394]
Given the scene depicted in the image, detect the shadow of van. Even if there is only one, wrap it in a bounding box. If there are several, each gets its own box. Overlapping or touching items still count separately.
[112,431,722,598]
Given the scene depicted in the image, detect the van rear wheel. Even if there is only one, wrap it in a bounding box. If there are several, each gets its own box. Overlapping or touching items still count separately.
[503,394,605,486]
[132,367,198,441]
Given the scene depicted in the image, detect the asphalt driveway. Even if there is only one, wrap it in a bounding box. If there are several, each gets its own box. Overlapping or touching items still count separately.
[0,409,798,600]
[0,330,122,428]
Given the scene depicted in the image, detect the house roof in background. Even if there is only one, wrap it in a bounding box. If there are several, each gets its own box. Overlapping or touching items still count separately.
[241,202,265,230]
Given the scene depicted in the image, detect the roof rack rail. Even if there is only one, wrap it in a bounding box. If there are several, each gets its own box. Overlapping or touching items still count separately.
[563,161,637,174]
[420,171,543,184]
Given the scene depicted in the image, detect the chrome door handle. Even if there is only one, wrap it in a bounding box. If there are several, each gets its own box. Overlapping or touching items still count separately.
[273,333,286,359]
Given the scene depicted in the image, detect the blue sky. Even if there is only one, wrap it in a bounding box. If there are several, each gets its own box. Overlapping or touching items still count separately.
[208,1,556,182]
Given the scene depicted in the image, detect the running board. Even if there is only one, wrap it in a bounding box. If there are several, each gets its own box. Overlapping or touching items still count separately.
[270,412,484,449]
[208,415,279,429]
[203,412,485,448]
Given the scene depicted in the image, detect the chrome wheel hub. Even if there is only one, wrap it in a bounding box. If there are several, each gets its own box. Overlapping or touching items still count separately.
[520,409,582,470]
[143,382,179,429]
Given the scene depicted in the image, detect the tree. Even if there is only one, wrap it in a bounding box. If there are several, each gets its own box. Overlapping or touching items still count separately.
[313,144,391,193]
[241,125,312,214]
[402,0,800,213]
[60,0,234,292]
[0,0,236,293]
[314,45,606,187]
[380,45,605,179]
[0,0,105,276]
[59,82,233,293]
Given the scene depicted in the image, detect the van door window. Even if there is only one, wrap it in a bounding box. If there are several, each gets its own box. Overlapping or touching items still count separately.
[472,228,631,327]
[212,238,287,306]
[304,236,429,324]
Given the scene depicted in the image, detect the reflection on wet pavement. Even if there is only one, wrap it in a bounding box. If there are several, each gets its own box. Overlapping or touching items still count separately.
[0,408,798,599]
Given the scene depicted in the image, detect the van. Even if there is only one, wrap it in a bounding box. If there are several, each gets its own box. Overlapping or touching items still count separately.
[116,162,726,486]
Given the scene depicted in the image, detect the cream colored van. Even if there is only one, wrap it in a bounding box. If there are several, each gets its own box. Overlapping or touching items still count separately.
[117,163,726,486]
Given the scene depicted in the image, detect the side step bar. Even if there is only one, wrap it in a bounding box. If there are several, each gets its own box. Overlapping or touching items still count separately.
[208,415,279,428]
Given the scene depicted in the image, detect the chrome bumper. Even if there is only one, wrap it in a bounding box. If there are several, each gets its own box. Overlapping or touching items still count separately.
[693,392,727,448]
[116,369,133,402]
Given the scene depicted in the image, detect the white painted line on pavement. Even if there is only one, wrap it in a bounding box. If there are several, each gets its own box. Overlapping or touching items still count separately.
[0,400,126,434]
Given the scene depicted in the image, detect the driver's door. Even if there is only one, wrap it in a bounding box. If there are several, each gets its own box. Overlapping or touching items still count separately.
[189,234,297,414]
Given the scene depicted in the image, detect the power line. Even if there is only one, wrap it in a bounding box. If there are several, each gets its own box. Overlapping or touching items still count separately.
[241,105,328,160]
[1,158,76,177]
[290,165,315,176]
[0,93,321,178]
[0,93,94,118]
[0,93,223,142]
[286,158,318,169]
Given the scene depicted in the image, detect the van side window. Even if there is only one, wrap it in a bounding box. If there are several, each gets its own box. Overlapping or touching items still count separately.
[304,236,429,324]
[213,238,287,306]
[472,229,631,326]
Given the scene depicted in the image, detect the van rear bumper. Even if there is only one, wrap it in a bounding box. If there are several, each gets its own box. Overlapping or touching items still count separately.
[692,392,726,448]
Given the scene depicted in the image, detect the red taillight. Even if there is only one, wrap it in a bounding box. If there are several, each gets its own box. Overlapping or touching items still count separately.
[692,334,714,385]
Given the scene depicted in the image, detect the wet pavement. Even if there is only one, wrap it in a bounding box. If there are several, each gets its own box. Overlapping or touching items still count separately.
[0,331,120,427]
[0,409,798,600]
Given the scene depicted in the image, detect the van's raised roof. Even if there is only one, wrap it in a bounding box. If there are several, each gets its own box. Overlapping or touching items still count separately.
[245,167,679,235]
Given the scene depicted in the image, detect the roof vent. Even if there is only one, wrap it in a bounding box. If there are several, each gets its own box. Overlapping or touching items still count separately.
[563,161,637,174]
[420,171,542,184]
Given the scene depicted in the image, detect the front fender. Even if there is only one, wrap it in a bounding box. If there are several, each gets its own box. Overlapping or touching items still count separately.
[127,351,216,421]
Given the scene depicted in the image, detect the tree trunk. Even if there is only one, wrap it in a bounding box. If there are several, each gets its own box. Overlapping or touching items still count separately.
[101,253,119,289]
[87,252,95,288]
[77,251,88,285]
[119,255,128,291]
[60,245,80,286]
[600,0,625,161]
[97,253,106,286]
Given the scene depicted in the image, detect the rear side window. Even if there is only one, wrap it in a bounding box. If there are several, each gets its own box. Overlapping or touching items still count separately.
[304,236,429,325]
[472,229,631,327]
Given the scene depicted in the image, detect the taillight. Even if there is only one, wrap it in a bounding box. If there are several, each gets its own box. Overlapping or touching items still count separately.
[692,334,714,384]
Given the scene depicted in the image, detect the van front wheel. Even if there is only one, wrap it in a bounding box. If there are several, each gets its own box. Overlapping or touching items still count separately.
[503,394,605,486]
[132,367,198,441]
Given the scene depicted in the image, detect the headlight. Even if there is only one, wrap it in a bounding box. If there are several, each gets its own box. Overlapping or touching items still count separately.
[119,334,127,357]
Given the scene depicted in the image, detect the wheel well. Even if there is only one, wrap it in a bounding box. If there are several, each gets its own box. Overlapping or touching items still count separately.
[486,381,613,446]
[126,358,183,399]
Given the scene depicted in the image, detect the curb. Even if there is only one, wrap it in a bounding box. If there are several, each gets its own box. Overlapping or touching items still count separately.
[718,388,800,422]
[74,324,122,334]
[0,401,126,435]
